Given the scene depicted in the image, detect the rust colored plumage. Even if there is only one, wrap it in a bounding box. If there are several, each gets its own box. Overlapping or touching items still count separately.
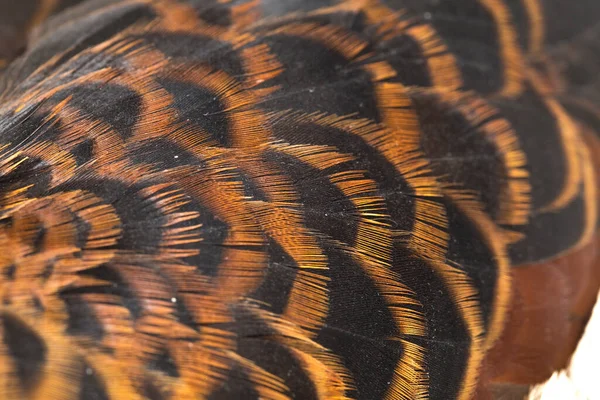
[0,0,598,399]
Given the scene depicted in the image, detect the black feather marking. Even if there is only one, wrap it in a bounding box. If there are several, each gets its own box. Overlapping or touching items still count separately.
[2,314,47,392]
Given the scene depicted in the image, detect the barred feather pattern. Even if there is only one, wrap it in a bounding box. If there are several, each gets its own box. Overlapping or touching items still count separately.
[0,0,597,399]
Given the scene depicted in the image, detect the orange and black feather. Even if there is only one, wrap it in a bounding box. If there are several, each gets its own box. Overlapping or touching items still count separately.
[0,1,597,399]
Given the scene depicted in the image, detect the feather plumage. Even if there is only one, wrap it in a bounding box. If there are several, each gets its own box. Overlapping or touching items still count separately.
[0,0,597,399]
